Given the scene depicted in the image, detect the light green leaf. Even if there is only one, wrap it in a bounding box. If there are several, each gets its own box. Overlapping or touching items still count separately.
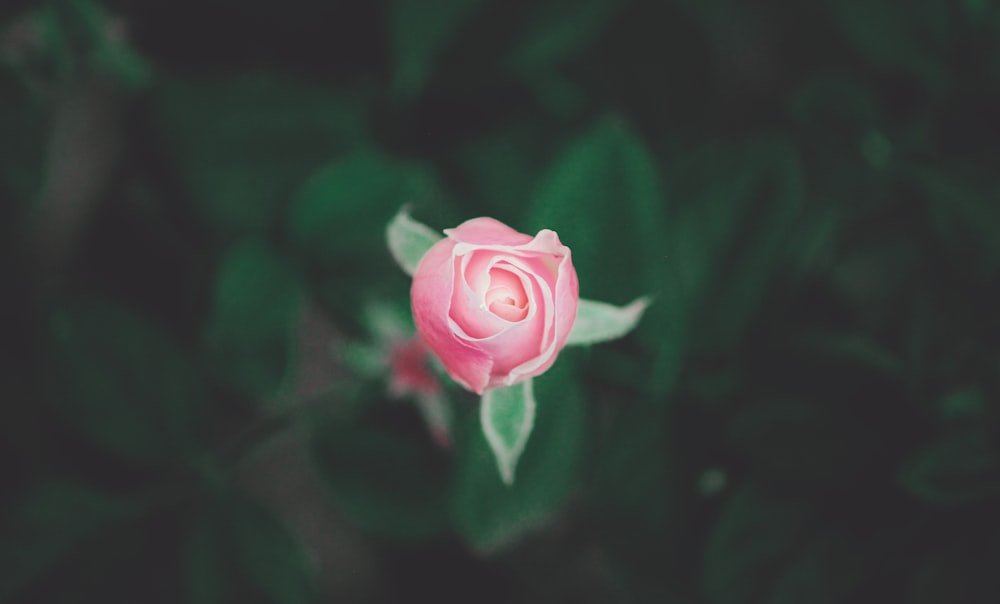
[481,380,536,485]
[451,355,586,552]
[566,297,650,346]
[386,207,444,276]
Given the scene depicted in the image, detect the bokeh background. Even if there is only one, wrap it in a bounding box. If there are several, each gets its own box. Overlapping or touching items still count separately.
[3,0,1000,602]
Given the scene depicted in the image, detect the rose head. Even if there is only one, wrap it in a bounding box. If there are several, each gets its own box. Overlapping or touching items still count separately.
[410,217,579,394]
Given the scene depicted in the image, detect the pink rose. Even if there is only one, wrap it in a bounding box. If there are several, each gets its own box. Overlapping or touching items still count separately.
[410,217,579,395]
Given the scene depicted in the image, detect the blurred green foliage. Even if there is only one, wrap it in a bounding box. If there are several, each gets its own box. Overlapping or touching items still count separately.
[2,0,1000,602]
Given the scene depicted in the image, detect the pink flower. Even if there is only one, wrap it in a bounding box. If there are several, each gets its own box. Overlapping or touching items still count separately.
[410,217,579,395]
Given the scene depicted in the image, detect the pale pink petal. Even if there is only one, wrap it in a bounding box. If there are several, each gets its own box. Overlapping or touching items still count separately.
[506,249,577,384]
[450,254,510,339]
[446,217,533,246]
[411,238,493,393]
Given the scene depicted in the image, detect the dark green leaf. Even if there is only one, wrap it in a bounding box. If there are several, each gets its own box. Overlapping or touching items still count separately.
[309,402,451,540]
[156,75,367,236]
[826,0,947,90]
[767,534,869,604]
[0,482,134,601]
[230,493,314,604]
[185,488,315,604]
[704,486,811,604]
[456,121,559,224]
[450,354,586,552]
[508,0,619,75]
[667,137,804,351]
[588,393,678,596]
[60,0,150,88]
[528,117,681,395]
[899,429,1000,505]
[204,241,304,403]
[184,513,227,604]
[45,297,207,461]
[389,0,486,101]
[287,149,446,266]
[0,73,46,202]
[528,118,665,300]
[914,166,1000,267]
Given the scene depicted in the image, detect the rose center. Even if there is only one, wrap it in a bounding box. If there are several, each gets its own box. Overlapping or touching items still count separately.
[484,266,529,322]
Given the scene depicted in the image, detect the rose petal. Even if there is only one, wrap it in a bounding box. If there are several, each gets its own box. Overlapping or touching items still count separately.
[411,237,493,394]
[486,266,527,306]
[506,248,577,384]
[450,254,511,339]
[446,217,534,246]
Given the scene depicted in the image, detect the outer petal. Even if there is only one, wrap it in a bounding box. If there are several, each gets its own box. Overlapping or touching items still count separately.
[445,217,533,246]
[506,245,578,384]
[411,237,493,394]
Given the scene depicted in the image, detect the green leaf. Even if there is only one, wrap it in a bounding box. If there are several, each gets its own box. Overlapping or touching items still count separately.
[528,118,680,394]
[507,0,619,114]
[667,137,804,351]
[566,297,650,346]
[767,533,870,604]
[386,206,444,276]
[0,74,46,202]
[826,0,947,90]
[45,297,207,461]
[704,486,811,604]
[288,150,445,267]
[451,354,586,552]
[185,488,315,604]
[508,0,619,75]
[456,121,561,224]
[529,118,664,301]
[913,166,1000,266]
[0,482,134,601]
[156,74,367,236]
[183,512,227,604]
[389,0,486,101]
[480,380,536,485]
[588,395,679,595]
[309,402,451,540]
[229,494,314,604]
[204,241,304,403]
[899,429,1000,505]
[62,0,150,88]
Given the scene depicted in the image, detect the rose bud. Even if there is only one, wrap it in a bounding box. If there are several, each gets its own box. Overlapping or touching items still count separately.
[410,217,579,394]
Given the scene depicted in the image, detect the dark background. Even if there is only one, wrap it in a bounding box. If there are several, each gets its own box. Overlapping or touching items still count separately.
[2,0,1000,602]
